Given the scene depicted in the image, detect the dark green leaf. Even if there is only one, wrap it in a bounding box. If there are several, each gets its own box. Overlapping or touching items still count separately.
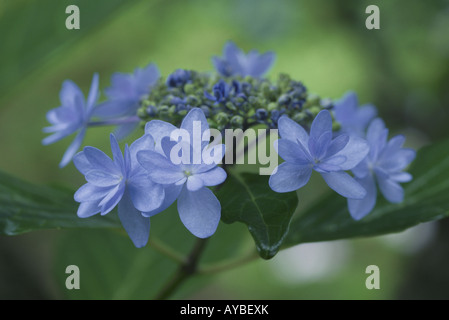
[283,138,449,248]
[0,170,119,235]
[218,172,299,259]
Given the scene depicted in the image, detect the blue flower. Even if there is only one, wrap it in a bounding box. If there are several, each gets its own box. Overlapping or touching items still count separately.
[137,108,226,238]
[73,133,165,248]
[94,63,160,139]
[42,73,99,168]
[333,91,377,137]
[212,41,275,78]
[347,118,416,220]
[166,69,192,88]
[269,110,369,199]
[204,79,230,103]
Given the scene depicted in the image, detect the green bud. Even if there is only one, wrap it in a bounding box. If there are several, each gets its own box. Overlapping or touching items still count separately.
[226,101,237,111]
[215,112,229,126]
[308,106,321,117]
[230,115,244,128]
[184,83,195,95]
[332,121,342,132]
[292,112,307,123]
[267,102,278,111]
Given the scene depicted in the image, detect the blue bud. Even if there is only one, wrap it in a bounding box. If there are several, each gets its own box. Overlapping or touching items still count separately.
[166,69,191,88]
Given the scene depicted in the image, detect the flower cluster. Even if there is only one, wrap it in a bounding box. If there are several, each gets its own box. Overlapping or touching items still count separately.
[43,41,415,247]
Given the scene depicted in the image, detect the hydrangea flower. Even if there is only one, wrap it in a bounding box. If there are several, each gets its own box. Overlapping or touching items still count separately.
[42,73,99,168]
[212,41,275,78]
[269,110,369,199]
[94,63,160,139]
[137,108,226,238]
[333,91,377,137]
[347,118,416,220]
[166,69,192,88]
[73,133,165,248]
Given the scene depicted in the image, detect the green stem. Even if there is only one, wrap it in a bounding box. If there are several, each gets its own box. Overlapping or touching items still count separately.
[199,250,258,275]
[154,238,209,300]
[149,237,185,264]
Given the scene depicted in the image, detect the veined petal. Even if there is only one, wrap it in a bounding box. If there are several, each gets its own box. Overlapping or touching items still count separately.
[376,175,404,203]
[118,191,150,248]
[321,171,366,199]
[269,162,312,193]
[348,174,377,220]
[180,108,210,143]
[275,139,311,164]
[142,184,183,217]
[195,167,227,187]
[331,135,369,170]
[74,183,112,202]
[77,200,101,218]
[186,175,204,192]
[145,120,177,155]
[83,145,117,174]
[277,115,309,147]
[128,174,165,212]
[309,110,332,150]
[99,183,125,215]
[137,150,185,184]
[114,122,139,141]
[73,151,93,175]
[109,134,125,171]
[366,118,388,160]
[129,133,155,167]
[85,170,122,187]
[177,186,221,238]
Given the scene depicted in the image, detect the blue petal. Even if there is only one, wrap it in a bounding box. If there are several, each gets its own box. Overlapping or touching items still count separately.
[177,186,221,238]
[74,183,112,202]
[73,151,93,175]
[142,184,183,217]
[347,174,377,220]
[77,200,101,218]
[180,108,210,144]
[93,100,137,118]
[85,170,121,187]
[86,73,99,113]
[99,183,125,215]
[277,115,309,147]
[129,133,155,168]
[83,145,117,174]
[309,110,332,154]
[195,167,227,187]
[128,174,165,212]
[366,118,388,160]
[275,139,311,164]
[114,122,139,141]
[137,150,185,184]
[59,127,86,168]
[376,175,404,203]
[59,80,84,111]
[134,63,160,95]
[118,191,150,248]
[325,134,349,158]
[186,175,204,192]
[109,134,125,172]
[321,171,366,199]
[269,162,312,193]
[330,135,369,171]
[145,120,177,155]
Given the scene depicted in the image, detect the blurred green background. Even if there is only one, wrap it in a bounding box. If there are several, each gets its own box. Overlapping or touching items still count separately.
[1,0,449,299]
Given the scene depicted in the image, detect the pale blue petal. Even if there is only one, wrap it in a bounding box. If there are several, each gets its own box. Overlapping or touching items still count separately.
[377,175,404,203]
[331,135,369,170]
[390,172,412,183]
[129,133,155,168]
[74,183,112,202]
[77,200,101,218]
[134,63,160,95]
[85,170,121,187]
[137,150,185,184]
[195,167,227,187]
[128,174,165,212]
[186,175,204,192]
[180,108,210,143]
[269,162,312,193]
[73,151,93,175]
[86,73,99,112]
[348,174,377,220]
[99,183,125,215]
[277,115,309,147]
[177,186,221,238]
[83,145,117,173]
[114,122,139,141]
[321,171,366,199]
[275,139,311,164]
[309,110,332,151]
[145,120,177,154]
[325,134,349,158]
[118,191,150,248]
[59,127,86,168]
[109,134,125,171]
[142,184,182,217]
[366,118,388,160]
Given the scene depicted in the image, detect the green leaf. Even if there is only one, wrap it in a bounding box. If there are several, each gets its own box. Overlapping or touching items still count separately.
[218,171,299,259]
[282,138,449,248]
[0,170,120,235]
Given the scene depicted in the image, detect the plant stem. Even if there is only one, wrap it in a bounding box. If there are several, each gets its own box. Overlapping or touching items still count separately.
[88,115,140,127]
[154,238,209,300]
[199,249,258,274]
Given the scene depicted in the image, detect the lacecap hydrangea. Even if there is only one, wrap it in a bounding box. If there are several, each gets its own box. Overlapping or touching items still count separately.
[43,41,416,247]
